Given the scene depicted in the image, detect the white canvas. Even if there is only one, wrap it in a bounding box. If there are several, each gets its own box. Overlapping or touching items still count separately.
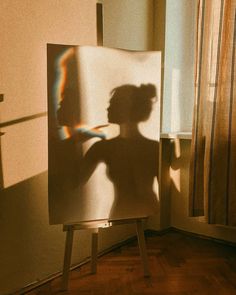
[47,45,161,225]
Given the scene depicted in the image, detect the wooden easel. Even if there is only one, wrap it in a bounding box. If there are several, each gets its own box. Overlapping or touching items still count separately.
[61,217,150,290]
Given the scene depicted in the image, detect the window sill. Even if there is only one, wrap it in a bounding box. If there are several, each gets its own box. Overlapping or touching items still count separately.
[160,132,192,140]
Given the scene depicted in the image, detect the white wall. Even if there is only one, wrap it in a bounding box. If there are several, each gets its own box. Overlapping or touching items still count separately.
[103,0,154,50]
[162,0,196,133]
[0,1,135,294]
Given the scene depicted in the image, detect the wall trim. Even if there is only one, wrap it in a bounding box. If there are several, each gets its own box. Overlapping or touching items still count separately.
[146,227,236,248]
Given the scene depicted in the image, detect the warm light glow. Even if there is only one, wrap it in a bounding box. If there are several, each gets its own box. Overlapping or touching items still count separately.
[170,167,181,193]
[55,48,75,107]
[54,48,76,140]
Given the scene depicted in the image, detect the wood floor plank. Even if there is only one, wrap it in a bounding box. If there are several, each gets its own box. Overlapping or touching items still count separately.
[27,231,236,295]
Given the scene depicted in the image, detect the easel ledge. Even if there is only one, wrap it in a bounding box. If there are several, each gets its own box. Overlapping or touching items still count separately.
[62,217,150,291]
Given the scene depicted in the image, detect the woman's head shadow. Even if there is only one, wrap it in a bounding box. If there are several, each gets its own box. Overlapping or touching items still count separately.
[107,84,157,139]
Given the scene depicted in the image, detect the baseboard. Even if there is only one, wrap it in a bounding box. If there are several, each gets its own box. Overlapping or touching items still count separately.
[145,227,172,237]
[145,226,236,248]
[170,227,236,248]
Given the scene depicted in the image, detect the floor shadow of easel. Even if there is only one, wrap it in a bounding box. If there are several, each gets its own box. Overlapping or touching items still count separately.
[61,217,150,291]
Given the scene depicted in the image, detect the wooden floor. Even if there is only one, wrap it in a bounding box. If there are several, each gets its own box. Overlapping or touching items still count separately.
[27,231,236,295]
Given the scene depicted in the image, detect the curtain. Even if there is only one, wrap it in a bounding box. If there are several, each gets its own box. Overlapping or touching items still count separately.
[189,0,236,226]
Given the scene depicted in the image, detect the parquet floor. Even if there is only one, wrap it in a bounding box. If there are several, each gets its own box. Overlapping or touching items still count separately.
[27,231,236,295]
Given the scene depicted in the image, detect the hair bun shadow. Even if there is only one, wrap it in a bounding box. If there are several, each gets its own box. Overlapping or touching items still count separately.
[139,84,157,101]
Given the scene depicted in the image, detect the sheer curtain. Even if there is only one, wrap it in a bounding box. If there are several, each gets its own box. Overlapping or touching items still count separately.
[189,0,236,225]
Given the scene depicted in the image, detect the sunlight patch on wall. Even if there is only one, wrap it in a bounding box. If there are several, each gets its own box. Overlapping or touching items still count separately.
[1,116,47,188]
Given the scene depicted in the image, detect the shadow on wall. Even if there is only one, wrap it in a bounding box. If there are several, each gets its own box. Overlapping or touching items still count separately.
[0,171,51,294]
[75,84,160,219]
[52,80,160,220]
[0,96,3,187]
[47,44,161,223]
[170,139,191,213]
[160,138,191,228]
[47,45,82,196]
[0,138,3,189]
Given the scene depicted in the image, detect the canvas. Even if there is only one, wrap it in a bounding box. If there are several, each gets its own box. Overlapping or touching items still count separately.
[47,45,161,225]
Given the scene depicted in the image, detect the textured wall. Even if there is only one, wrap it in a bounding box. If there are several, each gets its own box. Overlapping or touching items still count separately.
[0,1,161,293]
[0,1,135,294]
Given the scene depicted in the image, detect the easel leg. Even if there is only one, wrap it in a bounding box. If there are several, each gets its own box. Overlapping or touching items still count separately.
[136,219,150,277]
[61,226,74,290]
[91,229,99,274]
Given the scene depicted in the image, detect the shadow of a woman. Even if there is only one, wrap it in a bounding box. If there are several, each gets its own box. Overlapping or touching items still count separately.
[78,84,159,219]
